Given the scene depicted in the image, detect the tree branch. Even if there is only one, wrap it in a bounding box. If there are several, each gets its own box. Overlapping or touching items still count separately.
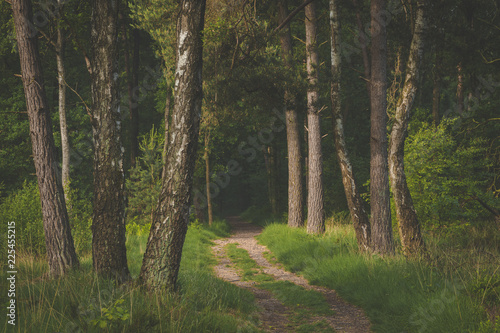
[273,0,315,33]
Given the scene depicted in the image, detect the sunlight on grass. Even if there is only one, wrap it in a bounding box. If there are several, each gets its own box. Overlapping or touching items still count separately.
[258,222,492,333]
[0,220,260,332]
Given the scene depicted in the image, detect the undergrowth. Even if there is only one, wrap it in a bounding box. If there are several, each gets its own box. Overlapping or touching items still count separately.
[257,220,499,333]
[0,220,261,332]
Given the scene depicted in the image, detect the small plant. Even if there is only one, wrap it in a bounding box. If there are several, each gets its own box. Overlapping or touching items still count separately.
[90,298,130,329]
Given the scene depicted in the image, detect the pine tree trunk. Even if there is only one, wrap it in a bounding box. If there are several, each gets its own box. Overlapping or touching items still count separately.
[352,0,371,97]
[278,0,304,228]
[139,0,206,292]
[305,1,325,234]
[130,30,140,166]
[12,0,79,276]
[330,0,371,251]
[90,0,130,282]
[388,0,427,257]
[369,0,394,254]
[456,63,465,115]
[56,1,70,204]
[205,131,213,226]
[265,145,279,216]
[432,42,441,126]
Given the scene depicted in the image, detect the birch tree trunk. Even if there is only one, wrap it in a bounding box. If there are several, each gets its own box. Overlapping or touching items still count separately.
[305,1,325,234]
[205,131,213,226]
[388,0,427,257]
[139,0,206,292]
[56,0,70,203]
[278,0,304,228]
[369,0,394,254]
[12,0,79,276]
[90,0,130,282]
[330,0,371,251]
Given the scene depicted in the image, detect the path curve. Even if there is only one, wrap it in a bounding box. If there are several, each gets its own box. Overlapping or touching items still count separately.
[212,216,371,333]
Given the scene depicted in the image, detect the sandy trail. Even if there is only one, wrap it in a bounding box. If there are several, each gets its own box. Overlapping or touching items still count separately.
[212,216,372,333]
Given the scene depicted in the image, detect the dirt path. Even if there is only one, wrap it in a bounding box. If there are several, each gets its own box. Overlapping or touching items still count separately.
[212,216,372,333]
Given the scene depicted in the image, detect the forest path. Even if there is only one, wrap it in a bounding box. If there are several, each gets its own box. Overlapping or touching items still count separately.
[212,216,371,333]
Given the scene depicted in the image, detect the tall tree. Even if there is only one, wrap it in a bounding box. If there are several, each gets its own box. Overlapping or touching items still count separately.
[369,0,394,254]
[305,0,325,234]
[12,0,79,276]
[90,0,130,282]
[388,0,427,257]
[55,0,70,203]
[139,0,206,291]
[278,0,304,228]
[330,0,371,251]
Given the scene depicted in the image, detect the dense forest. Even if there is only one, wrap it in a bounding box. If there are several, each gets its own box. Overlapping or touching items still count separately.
[1,0,499,332]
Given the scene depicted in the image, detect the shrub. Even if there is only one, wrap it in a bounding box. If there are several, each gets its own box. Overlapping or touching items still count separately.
[405,120,497,226]
[126,127,163,226]
[0,181,45,255]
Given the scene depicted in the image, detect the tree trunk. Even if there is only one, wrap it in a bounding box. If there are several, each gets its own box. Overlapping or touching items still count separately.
[432,74,441,126]
[130,30,140,166]
[369,0,394,254]
[388,0,427,257]
[205,131,213,226]
[12,0,79,276]
[456,63,465,115]
[265,145,279,216]
[305,1,325,234]
[278,0,304,228]
[139,0,206,292]
[352,0,371,97]
[90,0,130,282]
[56,0,70,204]
[330,0,371,251]
[432,41,442,127]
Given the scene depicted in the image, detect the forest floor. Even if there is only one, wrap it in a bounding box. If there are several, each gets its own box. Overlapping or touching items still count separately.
[212,216,372,333]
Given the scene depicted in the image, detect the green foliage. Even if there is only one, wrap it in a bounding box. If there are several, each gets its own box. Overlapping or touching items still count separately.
[66,185,93,255]
[405,120,497,225]
[3,220,259,332]
[0,181,44,255]
[126,127,164,226]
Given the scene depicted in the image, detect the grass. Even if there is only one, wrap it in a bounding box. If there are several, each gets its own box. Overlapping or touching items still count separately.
[224,242,335,331]
[257,221,500,333]
[0,220,261,332]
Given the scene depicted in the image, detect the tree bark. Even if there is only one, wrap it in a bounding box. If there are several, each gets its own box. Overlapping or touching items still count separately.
[139,0,206,292]
[205,131,213,225]
[369,0,394,254]
[90,0,130,282]
[130,30,140,166]
[388,0,427,257]
[278,0,304,228]
[330,0,371,251]
[265,145,279,216]
[432,42,441,126]
[305,1,325,234]
[456,63,465,115]
[352,0,371,97]
[12,0,79,276]
[55,0,70,204]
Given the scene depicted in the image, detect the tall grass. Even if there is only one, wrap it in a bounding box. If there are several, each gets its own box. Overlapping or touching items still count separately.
[0,221,260,332]
[257,222,495,333]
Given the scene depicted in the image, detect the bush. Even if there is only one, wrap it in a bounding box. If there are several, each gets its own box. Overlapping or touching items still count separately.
[405,120,497,226]
[0,181,45,255]
[126,127,163,226]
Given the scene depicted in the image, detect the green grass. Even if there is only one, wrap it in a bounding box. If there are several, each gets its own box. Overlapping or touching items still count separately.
[257,223,493,333]
[224,243,273,283]
[224,242,336,331]
[0,220,261,332]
